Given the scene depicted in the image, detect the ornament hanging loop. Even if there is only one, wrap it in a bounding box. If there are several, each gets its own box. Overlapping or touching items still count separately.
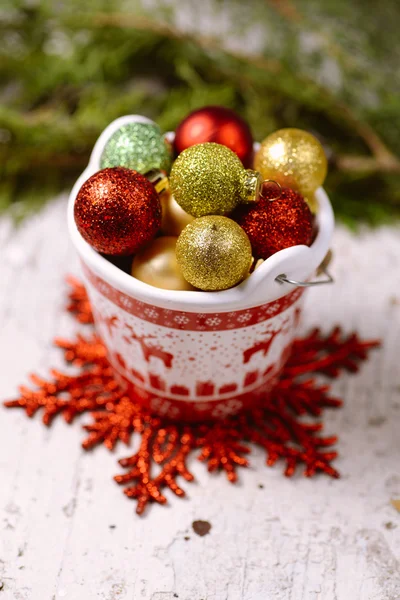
[260,180,282,202]
[242,173,282,204]
[275,267,334,287]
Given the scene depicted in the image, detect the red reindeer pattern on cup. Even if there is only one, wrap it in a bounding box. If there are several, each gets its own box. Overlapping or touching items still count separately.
[83,264,304,421]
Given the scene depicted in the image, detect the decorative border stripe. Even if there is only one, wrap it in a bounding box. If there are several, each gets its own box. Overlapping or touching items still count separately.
[82,262,304,332]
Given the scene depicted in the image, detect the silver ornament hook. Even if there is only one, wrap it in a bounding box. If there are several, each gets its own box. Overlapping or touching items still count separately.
[259,180,282,201]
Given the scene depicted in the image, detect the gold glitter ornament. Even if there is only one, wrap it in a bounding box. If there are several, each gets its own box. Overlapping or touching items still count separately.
[131,237,194,291]
[100,121,172,175]
[254,128,327,201]
[160,192,194,236]
[176,216,252,291]
[304,192,318,213]
[169,143,264,217]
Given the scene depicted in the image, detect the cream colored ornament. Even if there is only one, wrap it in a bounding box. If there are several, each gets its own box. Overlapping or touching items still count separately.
[161,192,194,236]
[131,236,194,291]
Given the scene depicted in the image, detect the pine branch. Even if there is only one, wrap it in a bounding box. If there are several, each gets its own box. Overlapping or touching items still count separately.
[87,12,400,168]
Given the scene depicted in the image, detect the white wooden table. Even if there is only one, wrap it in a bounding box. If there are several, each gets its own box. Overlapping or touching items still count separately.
[0,198,399,600]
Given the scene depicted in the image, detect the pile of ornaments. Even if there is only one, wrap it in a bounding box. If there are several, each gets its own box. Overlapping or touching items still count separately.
[74,106,328,292]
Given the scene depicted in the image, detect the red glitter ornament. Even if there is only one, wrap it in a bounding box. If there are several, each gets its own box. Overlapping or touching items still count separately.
[74,167,161,256]
[234,186,313,259]
[174,106,254,167]
[3,278,380,515]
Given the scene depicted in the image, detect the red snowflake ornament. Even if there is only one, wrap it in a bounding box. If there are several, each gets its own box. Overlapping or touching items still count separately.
[3,277,380,515]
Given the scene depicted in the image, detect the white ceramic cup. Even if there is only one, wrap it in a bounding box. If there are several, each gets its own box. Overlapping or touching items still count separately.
[68,115,334,420]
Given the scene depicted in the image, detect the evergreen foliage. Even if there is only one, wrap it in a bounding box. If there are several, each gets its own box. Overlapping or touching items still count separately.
[1,1,400,224]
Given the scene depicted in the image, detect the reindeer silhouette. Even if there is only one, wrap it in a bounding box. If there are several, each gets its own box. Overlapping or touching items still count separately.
[93,311,118,336]
[126,324,174,369]
[103,315,119,335]
[243,318,292,365]
[243,328,281,364]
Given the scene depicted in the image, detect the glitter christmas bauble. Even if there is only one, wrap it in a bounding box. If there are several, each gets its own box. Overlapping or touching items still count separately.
[234,187,313,258]
[74,167,161,256]
[169,143,263,218]
[176,216,252,290]
[131,236,194,291]
[174,105,254,167]
[160,192,194,236]
[100,121,172,174]
[254,128,327,200]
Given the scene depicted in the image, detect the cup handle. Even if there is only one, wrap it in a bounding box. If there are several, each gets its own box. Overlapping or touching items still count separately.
[275,267,334,287]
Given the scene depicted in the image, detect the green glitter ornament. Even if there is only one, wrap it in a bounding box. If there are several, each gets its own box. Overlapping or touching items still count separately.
[100,122,172,175]
[169,142,264,218]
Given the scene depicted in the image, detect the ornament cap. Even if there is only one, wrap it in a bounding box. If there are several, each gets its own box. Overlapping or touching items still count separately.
[241,172,282,205]
[242,169,263,203]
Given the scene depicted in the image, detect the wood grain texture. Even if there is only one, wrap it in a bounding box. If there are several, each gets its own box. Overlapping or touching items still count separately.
[0,197,399,600]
